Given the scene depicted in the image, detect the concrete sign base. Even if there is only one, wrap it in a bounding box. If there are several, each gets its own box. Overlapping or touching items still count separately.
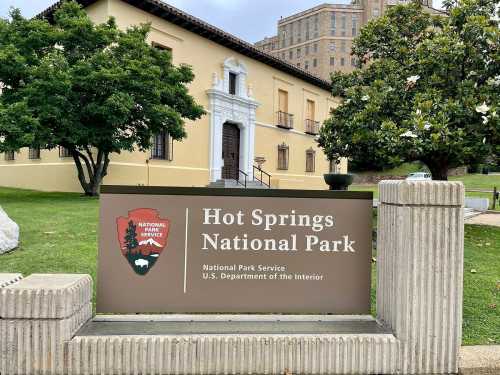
[0,181,464,374]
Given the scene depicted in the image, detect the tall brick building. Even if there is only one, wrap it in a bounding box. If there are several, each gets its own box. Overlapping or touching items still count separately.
[255,0,440,80]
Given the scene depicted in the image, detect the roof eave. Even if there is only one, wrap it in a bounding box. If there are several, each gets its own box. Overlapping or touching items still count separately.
[37,0,333,92]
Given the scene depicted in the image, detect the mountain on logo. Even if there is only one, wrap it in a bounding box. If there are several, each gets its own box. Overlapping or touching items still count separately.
[139,238,162,247]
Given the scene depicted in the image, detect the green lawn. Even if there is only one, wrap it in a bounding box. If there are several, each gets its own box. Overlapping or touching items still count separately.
[352,174,500,210]
[0,187,498,345]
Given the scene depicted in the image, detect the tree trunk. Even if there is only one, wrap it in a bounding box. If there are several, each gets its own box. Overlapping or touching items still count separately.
[71,147,110,196]
[424,160,449,181]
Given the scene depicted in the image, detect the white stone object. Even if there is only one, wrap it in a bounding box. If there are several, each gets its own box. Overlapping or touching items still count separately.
[0,274,92,375]
[465,197,489,211]
[0,206,19,254]
[378,180,464,374]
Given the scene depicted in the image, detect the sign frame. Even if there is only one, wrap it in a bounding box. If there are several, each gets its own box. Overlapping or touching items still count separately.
[98,185,373,315]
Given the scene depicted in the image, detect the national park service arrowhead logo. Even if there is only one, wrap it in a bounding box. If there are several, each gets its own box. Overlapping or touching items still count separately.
[116,209,170,276]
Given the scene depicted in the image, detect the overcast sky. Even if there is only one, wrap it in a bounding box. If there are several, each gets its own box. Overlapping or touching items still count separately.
[0,0,442,43]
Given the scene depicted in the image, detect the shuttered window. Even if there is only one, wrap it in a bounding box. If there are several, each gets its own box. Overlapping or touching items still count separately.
[4,151,14,161]
[59,146,72,158]
[151,131,174,161]
[306,100,315,121]
[278,90,289,113]
[277,143,289,170]
[306,148,316,172]
[29,147,41,160]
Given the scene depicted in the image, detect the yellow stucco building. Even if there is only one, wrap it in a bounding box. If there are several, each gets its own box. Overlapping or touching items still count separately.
[0,0,346,192]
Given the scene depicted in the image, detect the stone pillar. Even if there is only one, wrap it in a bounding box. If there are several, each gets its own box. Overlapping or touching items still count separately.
[0,274,92,375]
[377,181,464,374]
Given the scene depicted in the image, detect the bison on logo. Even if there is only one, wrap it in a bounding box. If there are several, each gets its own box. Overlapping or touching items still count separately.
[116,209,170,275]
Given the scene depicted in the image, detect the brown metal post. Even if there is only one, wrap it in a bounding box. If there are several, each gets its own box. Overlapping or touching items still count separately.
[493,186,497,210]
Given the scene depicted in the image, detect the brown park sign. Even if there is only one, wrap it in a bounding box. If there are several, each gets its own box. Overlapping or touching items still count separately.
[97,186,373,314]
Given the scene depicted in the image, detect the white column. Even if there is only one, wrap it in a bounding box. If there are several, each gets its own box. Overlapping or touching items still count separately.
[377,180,464,374]
[209,109,223,182]
[247,113,256,179]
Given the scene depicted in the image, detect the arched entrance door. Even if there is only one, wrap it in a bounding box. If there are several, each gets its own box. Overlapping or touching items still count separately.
[222,122,240,180]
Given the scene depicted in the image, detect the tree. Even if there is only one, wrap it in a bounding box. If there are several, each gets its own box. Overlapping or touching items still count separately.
[124,220,139,254]
[0,1,205,195]
[318,0,499,180]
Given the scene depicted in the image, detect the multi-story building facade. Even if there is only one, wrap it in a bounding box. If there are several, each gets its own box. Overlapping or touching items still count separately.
[0,0,343,193]
[255,0,437,81]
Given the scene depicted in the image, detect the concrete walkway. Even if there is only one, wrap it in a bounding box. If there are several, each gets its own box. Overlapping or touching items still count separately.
[465,212,500,227]
[460,345,500,374]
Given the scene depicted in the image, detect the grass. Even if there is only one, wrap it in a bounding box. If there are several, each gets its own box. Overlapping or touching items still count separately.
[0,187,498,345]
[351,174,500,210]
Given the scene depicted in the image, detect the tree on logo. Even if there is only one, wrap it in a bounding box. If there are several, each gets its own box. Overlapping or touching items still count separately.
[124,220,139,254]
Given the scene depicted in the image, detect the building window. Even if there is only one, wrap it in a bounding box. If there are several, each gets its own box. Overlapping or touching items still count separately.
[305,45,309,55]
[341,13,346,31]
[277,143,289,170]
[305,61,309,70]
[229,72,237,95]
[330,56,335,66]
[281,52,286,59]
[4,151,15,161]
[352,15,358,36]
[297,62,301,68]
[151,130,173,161]
[59,146,72,158]
[152,42,172,53]
[297,48,301,58]
[277,89,293,129]
[329,41,336,52]
[29,147,40,160]
[341,57,345,66]
[306,148,316,172]
[331,12,336,35]
[373,8,380,17]
[313,43,318,53]
[289,50,293,60]
[351,57,357,67]
[313,58,318,68]
[341,40,347,53]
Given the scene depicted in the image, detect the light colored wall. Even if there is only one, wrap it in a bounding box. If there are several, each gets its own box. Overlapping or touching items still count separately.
[0,0,345,192]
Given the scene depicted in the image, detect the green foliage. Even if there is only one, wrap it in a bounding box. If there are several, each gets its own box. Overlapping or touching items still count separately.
[319,0,499,179]
[124,220,138,252]
[0,1,205,195]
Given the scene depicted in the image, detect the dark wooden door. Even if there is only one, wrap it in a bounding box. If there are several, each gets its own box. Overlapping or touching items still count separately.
[222,123,240,180]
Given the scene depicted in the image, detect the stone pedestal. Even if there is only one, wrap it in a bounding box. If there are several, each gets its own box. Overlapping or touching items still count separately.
[0,181,465,374]
[377,181,464,374]
[0,274,92,375]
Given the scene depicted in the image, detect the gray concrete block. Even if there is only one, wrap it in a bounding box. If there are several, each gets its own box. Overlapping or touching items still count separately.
[0,302,92,375]
[379,180,464,206]
[66,333,400,375]
[465,197,490,211]
[378,181,464,374]
[0,274,92,319]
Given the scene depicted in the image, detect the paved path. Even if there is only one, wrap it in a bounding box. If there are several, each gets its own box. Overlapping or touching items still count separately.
[460,345,500,374]
[465,212,500,227]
